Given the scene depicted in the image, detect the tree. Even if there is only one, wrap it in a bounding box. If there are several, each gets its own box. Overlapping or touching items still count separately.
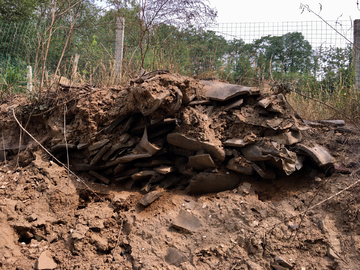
[0,0,44,21]
[109,0,217,28]
[250,32,313,80]
[226,40,256,85]
[107,0,217,67]
[179,27,227,74]
[317,45,354,91]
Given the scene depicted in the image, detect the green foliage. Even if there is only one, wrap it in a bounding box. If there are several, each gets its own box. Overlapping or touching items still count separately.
[0,0,43,21]
[0,57,27,96]
[250,32,313,78]
[317,45,354,91]
[0,0,355,106]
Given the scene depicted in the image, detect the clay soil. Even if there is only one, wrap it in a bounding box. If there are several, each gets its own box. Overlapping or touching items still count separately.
[1,79,360,270]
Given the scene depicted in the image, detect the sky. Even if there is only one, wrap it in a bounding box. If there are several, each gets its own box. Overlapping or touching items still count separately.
[207,0,358,48]
[95,0,359,47]
[210,0,360,24]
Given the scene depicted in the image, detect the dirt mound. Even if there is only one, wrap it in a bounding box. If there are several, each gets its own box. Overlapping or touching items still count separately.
[1,71,360,269]
[3,71,338,191]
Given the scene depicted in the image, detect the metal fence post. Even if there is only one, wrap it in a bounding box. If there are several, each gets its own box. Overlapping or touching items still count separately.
[354,19,360,93]
[115,17,125,84]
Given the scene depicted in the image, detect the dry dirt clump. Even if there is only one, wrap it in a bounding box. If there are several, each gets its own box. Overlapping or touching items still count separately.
[0,71,360,269]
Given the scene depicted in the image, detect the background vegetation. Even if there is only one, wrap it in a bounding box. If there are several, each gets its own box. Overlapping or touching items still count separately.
[0,0,358,121]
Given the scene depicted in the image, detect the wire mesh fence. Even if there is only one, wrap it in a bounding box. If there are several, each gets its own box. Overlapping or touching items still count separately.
[211,20,353,49]
[0,19,356,96]
[0,19,117,94]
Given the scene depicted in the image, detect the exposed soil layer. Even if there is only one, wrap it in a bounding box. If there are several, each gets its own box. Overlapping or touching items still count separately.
[1,73,360,269]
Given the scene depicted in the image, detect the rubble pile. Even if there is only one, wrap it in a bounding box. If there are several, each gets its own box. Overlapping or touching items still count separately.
[51,71,337,194]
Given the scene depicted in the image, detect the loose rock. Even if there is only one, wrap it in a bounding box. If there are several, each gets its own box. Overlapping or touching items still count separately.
[172,209,201,233]
[165,247,188,266]
[36,251,57,270]
[138,189,165,207]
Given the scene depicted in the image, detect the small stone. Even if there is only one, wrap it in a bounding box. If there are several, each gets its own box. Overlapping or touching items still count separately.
[314,176,322,182]
[288,223,297,231]
[165,247,188,266]
[153,166,175,175]
[90,233,108,252]
[172,209,201,233]
[22,230,34,240]
[37,183,48,192]
[138,189,165,207]
[275,256,292,269]
[46,234,58,243]
[88,218,104,230]
[26,213,38,222]
[318,219,324,230]
[112,192,131,208]
[238,182,252,195]
[72,224,89,240]
[36,251,57,270]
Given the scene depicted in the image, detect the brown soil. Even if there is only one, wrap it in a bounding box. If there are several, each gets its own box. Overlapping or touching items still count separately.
[1,74,360,270]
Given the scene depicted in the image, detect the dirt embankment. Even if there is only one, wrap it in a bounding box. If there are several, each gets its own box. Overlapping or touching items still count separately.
[1,72,360,269]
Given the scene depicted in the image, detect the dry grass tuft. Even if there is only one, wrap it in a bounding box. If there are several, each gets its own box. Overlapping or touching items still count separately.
[287,86,360,124]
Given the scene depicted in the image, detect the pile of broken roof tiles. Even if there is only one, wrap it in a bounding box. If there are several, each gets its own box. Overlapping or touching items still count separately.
[52,71,341,195]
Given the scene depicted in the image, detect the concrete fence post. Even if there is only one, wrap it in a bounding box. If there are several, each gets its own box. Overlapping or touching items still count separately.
[27,66,33,93]
[71,53,80,83]
[115,17,125,84]
[354,19,360,93]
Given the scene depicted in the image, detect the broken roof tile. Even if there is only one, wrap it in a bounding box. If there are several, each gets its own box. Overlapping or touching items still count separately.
[187,154,217,171]
[201,80,251,101]
[296,144,335,167]
[167,133,225,161]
